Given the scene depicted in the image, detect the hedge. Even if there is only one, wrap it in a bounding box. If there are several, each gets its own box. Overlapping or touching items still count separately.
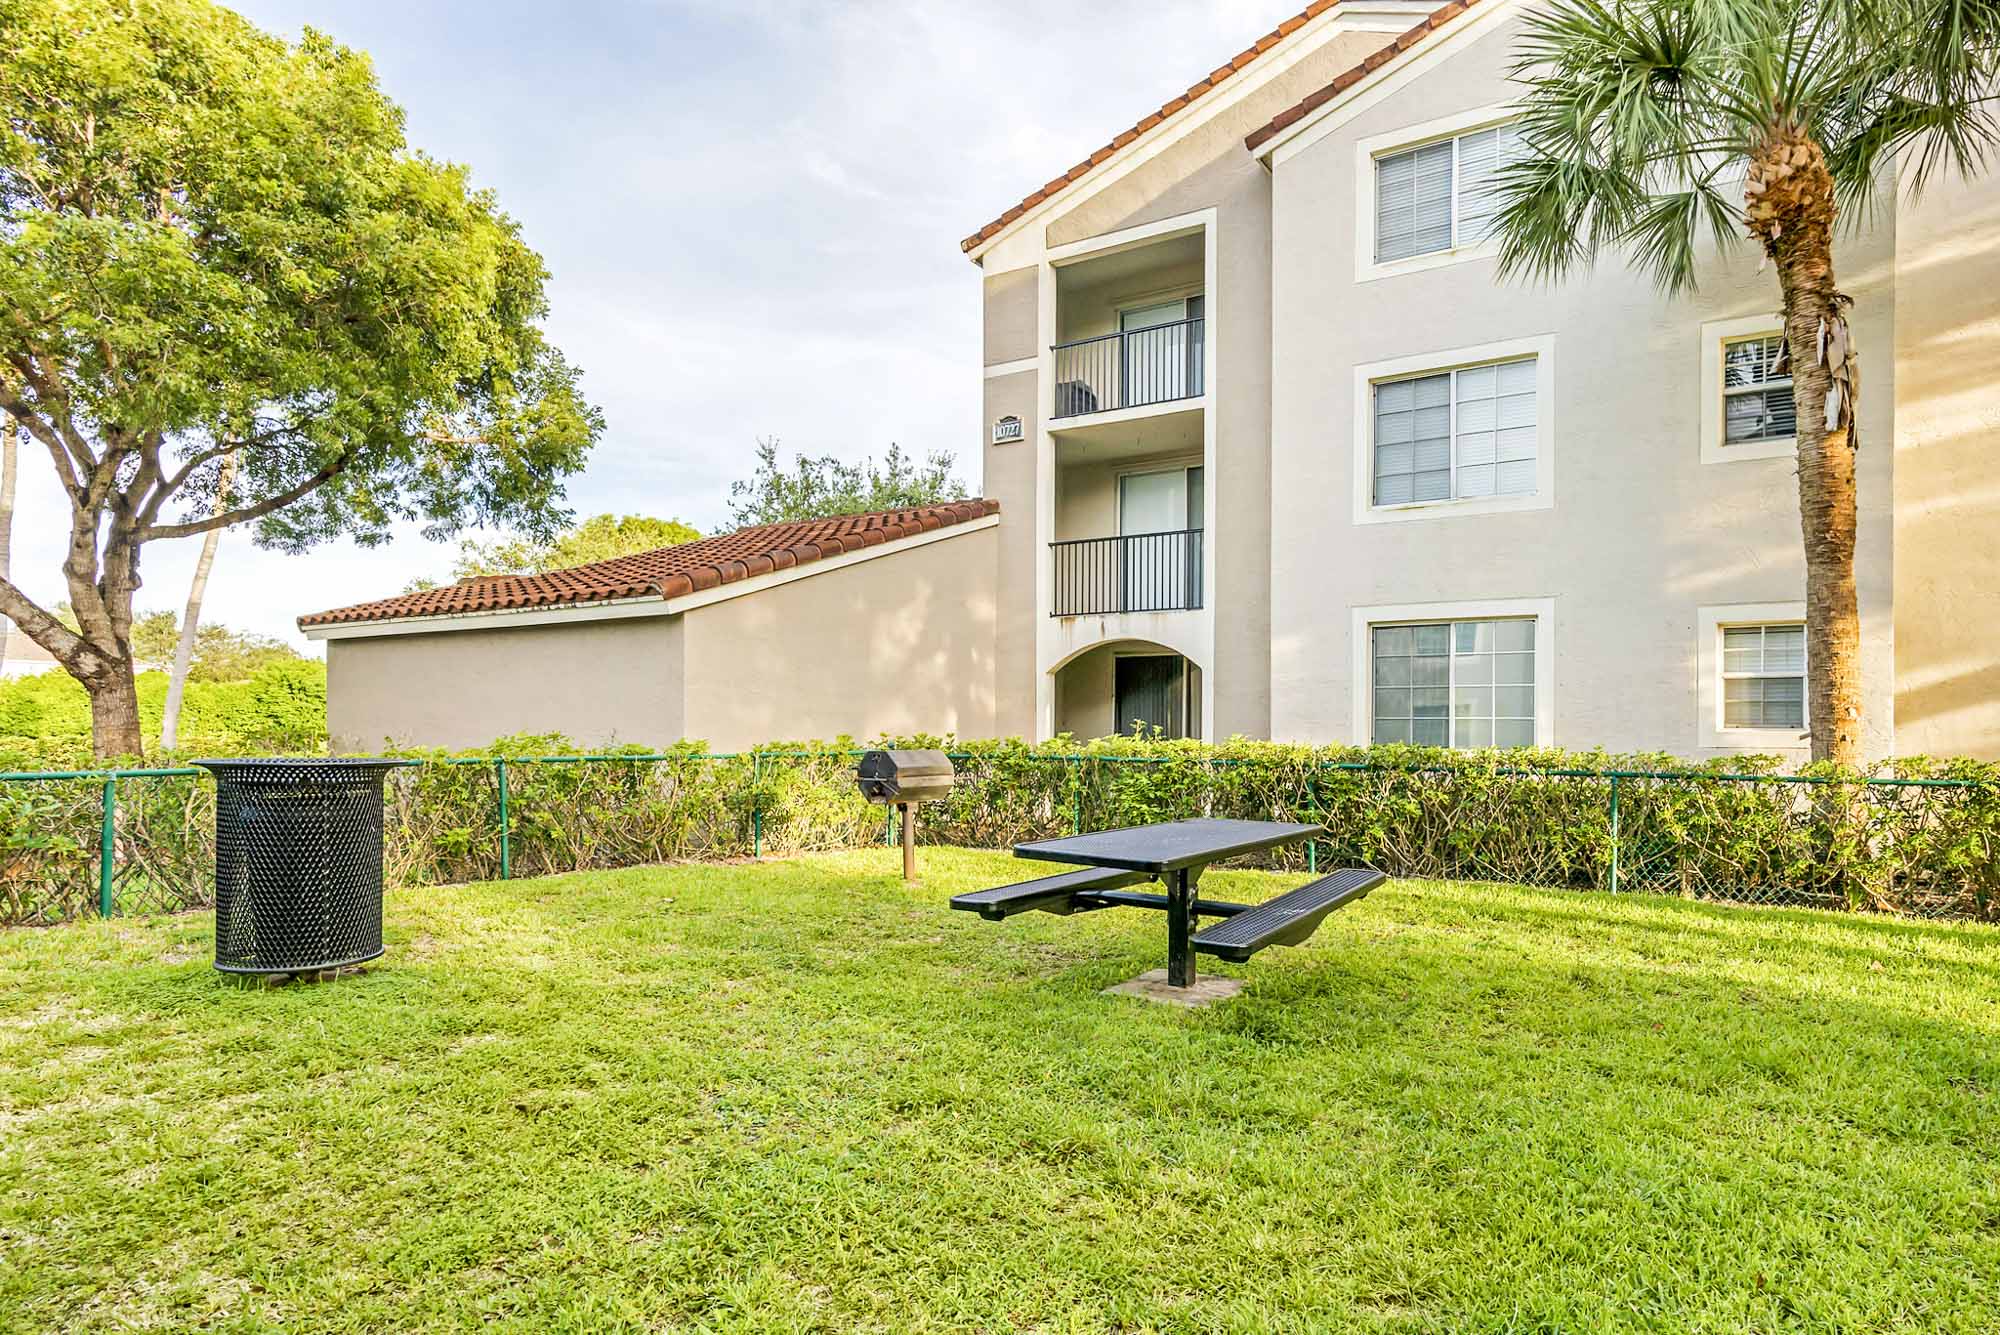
[4,734,1996,928]
[0,660,327,769]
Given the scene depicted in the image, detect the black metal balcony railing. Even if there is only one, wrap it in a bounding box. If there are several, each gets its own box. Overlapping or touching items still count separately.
[1050,529,1204,616]
[1051,317,1204,419]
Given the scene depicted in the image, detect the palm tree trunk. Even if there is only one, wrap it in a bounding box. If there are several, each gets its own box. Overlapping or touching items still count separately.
[0,417,16,676]
[160,453,236,751]
[1747,132,1865,768]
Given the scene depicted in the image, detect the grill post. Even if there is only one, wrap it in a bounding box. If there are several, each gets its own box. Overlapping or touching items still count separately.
[900,802,916,882]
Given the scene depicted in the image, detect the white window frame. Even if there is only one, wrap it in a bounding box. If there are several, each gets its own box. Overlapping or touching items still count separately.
[1354,103,1521,283]
[1349,598,1557,747]
[1697,602,1810,751]
[1352,335,1556,525]
[1699,314,1795,464]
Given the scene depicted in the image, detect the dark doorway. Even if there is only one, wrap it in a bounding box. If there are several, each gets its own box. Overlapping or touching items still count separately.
[1115,654,1187,739]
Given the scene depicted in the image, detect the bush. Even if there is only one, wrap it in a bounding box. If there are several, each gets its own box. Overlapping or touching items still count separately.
[2,733,1994,927]
[0,661,328,768]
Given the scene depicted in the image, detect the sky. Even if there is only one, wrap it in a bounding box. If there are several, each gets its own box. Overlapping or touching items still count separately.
[6,0,1308,652]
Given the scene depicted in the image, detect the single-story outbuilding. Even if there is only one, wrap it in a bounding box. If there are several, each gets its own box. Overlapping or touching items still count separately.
[300,501,1001,753]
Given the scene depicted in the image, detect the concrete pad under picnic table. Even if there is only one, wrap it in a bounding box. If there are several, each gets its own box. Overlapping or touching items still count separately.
[1103,968,1246,1008]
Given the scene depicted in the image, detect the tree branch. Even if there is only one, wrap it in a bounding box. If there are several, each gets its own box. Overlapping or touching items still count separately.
[0,383,83,501]
[136,453,350,542]
[0,574,98,673]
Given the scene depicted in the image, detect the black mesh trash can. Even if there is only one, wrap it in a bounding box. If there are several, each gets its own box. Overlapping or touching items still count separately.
[196,759,415,976]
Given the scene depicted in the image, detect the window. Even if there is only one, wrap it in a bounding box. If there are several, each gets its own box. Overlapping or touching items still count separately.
[1371,618,1536,748]
[1722,623,1805,730]
[1373,357,1538,506]
[1374,122,1522,263]
[1722,333,1795,446]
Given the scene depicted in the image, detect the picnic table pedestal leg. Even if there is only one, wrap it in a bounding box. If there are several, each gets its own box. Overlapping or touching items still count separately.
[1167,867,1198,987]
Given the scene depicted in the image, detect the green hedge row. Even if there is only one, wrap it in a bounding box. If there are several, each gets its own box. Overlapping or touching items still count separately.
[0,660,327,769]
[3,734,1996,927]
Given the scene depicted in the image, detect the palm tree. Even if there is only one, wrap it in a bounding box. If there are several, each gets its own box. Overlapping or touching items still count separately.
[1492,0,2000,767]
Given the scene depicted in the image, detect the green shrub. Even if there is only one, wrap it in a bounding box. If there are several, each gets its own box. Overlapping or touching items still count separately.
[0,662,327,768]
[2,733,1994,926]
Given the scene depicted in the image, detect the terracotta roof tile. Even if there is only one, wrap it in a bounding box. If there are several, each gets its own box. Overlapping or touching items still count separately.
[960,2,1491,256]
[1244,0,1487,152]
[298,500,1000,629]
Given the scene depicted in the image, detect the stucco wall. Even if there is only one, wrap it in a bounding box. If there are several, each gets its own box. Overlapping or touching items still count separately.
[1267,15,1899,758]
[1893,164,2000,759]
[679,526,1000,750]
[326,616,684,753]
[984,266,1037,366]
[984,371,1040,736]
[1053,642,1117,739]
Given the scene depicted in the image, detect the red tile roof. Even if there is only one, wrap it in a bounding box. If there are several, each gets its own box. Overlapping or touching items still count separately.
[298,500,1000,629]
[1244,0,1487,152]
[959,1,1490,256]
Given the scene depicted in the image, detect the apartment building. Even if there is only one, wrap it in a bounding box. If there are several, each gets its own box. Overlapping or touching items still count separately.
[964,0,2000,760]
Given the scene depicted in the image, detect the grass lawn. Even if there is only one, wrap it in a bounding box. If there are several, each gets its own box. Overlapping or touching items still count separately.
[2,849,1996,1333]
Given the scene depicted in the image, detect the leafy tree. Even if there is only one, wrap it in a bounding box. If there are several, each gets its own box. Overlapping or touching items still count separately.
[450,513,701,579]
[1491,0,2000,766]
[727,437,967,527]
[0,0,602,758]
[126,610,299,682]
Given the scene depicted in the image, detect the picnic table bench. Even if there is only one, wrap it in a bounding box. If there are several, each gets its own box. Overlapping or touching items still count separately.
[950,818,1385,990]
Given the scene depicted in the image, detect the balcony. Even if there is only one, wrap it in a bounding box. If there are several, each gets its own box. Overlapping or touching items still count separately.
[1049,529,1204,616]
[1051,317,1205,420]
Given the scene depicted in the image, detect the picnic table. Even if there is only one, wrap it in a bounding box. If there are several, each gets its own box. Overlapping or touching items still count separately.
[950,818,1384,990]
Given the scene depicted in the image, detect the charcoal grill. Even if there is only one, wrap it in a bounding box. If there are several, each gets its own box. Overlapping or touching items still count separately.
[856,749,955,882]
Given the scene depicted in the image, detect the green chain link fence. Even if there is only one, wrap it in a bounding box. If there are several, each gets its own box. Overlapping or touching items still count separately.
[3,745,1996,926]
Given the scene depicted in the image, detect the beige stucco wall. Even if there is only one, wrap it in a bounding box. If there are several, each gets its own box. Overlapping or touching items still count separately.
[679,526,1000,750]
[1892,163,2000,759]
[984,371,1040,736]
[1053,642,1117,739]
[984,266,1038,366]
[326,616,684,753]
[1267,14,1899,758]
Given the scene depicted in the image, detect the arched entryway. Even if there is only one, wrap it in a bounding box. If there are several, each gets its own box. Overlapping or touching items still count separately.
[1051,640,1204,740]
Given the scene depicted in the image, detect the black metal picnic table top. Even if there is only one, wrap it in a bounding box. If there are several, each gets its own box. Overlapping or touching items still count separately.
[1013,817,1323,875]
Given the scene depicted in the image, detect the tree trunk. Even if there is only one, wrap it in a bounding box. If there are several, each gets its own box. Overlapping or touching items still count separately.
[86,666,145,761]
[0,417,15,675]
[161,453,236,751]
[1746,130,1865,768]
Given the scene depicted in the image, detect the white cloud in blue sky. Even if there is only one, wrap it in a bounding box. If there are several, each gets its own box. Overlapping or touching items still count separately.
[7,0,1302,646]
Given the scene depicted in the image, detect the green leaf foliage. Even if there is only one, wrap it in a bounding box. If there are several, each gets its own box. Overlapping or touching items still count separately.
[448,513,702,580]
[3,732,1993,926]
[1493,0,2000,293]
[0,0,604,547]
[726,437,967,527]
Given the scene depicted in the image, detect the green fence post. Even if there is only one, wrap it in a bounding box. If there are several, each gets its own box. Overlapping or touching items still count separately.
[496,759,511,881]
[98,777,116,918]
[751,754,763,859]
[1071,757,1083,834]
[1307,775,1320,875]
[1608,773,1621,894]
